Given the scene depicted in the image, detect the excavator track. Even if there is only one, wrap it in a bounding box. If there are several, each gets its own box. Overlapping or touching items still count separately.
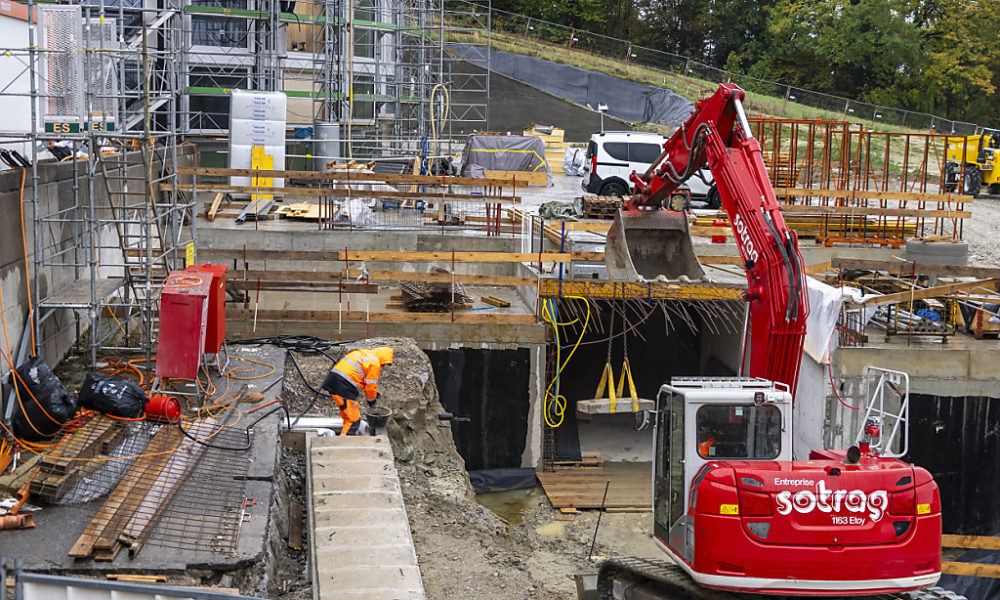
[595,557,965,600]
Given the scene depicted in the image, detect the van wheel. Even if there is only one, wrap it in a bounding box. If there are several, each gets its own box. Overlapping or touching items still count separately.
[599,180,629,198]
[706,185,722,210]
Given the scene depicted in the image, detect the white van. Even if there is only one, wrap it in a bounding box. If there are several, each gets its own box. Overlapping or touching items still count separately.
[582,131,719,207]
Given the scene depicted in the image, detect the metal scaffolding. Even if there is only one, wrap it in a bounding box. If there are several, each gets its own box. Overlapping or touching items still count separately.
[0,0,192,372]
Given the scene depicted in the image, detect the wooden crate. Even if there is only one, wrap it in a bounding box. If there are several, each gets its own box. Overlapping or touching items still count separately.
[581,195,623,219]
[960,304,1000,339]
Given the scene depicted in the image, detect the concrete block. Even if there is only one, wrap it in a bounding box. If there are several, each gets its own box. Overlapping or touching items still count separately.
[313,506,411,530]
[313,490,404,510]
[310,446,393,461]
[313,523,413,549]
[312,459,396,477]
[331,590,425,600]
[312,474,399,494]
[314,543,417,567]
[318,565,423,593]
[311,435,389,450]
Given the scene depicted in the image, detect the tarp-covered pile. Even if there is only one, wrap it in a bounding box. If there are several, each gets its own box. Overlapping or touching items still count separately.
[459,134,552,186]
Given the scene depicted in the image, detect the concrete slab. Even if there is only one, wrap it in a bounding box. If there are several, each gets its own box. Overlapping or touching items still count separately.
[311,474,399,494]
[311,459,397,477]
[313,507,411,530]
[313,490,404,510]
[307,434,424,600]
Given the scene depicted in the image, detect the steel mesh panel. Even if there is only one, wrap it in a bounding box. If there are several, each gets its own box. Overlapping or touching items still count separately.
[82,19,120,123]
[40,6,83,119]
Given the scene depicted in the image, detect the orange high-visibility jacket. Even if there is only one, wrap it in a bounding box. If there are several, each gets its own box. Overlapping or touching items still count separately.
[331,346,394,400]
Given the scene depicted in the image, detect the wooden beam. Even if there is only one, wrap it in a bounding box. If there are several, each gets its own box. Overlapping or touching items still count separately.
[171,183,521,203]
[782,204,970,219]
[942,561,1000,579]
[774,187,972,204]
[207,193,226,221]
[226,280,379,293]
[342,268,538,287]
[831,258,1000,279]
[338,250,605,263]
[942,534,1000,550]
[804,261,832,276]
[201,249,603,263]
[847,279,1000,308]
[227,307,537,324]
[174,166,531,188]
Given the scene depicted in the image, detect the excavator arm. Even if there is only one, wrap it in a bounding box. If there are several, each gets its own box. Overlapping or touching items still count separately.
[626,83,809,394]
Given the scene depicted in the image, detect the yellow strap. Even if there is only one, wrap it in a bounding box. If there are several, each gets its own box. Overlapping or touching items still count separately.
[616,360,640,412]
[594,362,617,413]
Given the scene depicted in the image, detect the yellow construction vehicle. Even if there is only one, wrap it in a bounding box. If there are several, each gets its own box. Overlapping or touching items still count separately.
[945,129,1000,196]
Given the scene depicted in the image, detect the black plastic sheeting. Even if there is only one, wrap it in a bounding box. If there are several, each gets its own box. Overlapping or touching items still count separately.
[904,393,1000,535]
[426,348,531,471]
[453,45,694,126]
[468,467,537,494]
[937,549,1000,597]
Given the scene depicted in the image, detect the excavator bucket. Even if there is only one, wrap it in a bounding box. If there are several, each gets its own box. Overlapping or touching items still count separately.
[604,209,705,281]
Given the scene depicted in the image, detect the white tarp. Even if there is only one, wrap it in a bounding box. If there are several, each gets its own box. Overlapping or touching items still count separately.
[803,278,843,364]
[562,147,585,176]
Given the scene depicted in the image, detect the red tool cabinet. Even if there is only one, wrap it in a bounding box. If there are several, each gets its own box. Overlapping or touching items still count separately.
[185,264,228,354]
[155,270,212,379]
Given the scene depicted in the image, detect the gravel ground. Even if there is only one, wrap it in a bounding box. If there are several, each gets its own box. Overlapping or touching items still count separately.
[963,196,1000,267]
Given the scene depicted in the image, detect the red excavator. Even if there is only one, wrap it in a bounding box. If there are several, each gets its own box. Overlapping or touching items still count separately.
[598,84,942,597]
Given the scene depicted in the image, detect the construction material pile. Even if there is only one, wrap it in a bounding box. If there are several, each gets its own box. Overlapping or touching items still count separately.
[400,268,472,312]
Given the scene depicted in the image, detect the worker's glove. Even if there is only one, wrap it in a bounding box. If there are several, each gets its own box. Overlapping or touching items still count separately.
[368,395,378,409]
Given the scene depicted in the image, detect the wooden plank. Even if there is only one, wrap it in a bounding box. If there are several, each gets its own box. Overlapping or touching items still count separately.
[482,169,548,186]
[339,250,604,263]
[774,187,973,204]
[68,426,183,558]
[288,501,303,551]
[226,307,536,325]
[480,295,511,308]
[847,279,1000,308]
[197,211,274,220]
[832,258,1000,279]
[119,419,216,556]
[175,165,531,188]
[201,248,603,263]
[781,204,970,219]
[804,261,832,276]
[343,268,539,287]
[107,574,168,582]
[942,534,1000,550]
[207,193,226,221]
[170,183,521,203]
[941,561,1000,579]
[226,280,379,293]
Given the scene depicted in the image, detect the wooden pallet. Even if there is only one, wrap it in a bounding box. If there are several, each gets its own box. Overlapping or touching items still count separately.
[537,461,650,511]
[552,451,603,470]
[581,196,623,219]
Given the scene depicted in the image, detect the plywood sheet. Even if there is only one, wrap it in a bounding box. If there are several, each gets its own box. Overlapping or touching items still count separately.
[536,461,651,510]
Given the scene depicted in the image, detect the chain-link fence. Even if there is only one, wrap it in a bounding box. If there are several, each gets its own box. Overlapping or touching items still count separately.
[456,2,983,135]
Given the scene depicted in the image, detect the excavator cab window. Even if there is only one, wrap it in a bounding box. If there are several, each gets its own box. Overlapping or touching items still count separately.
[695,404,781,459]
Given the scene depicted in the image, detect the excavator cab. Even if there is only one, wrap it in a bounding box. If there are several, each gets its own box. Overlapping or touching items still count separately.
[653,379,793,570]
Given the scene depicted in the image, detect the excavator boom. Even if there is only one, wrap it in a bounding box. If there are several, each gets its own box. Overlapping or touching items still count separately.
[607,83,808,394]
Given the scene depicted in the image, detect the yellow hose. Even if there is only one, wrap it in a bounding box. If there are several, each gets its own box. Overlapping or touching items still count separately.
[541,296,590,428]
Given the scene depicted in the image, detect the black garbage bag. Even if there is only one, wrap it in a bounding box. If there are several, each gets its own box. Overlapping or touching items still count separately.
[78,372,148,418]
[9,355,77,441]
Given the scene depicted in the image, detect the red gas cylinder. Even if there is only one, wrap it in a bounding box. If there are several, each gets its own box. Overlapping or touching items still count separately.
[711,219,728,244]
[147,395,182,423]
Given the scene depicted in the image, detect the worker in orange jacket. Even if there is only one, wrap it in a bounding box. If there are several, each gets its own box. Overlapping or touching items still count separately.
[319,346,394,435]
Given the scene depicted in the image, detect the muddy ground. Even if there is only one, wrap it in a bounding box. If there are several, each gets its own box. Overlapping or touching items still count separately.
[278,339,661,600]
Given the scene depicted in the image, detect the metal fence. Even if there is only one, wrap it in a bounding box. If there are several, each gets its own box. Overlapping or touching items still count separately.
[0,557,263,600]
[461,3,984,135]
